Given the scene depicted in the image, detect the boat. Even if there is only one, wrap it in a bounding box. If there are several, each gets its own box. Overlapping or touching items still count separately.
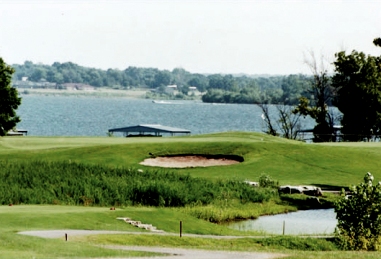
[152,100,171,104]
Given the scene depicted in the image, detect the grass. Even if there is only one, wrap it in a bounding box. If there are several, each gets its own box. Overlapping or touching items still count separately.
[3,205,374,259]
[0,204,267,258]
[20,87,149,98]
[1,132,381,258]
[0,233,161,259]
[0,160,278,210]
[75,234,381,259]
[181,200,297,223]
[1,132,381,187]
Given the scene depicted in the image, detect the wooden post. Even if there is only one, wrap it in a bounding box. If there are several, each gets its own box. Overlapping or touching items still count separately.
[180,221,182,238]
[282,221,285,235]
[65,233,68,241]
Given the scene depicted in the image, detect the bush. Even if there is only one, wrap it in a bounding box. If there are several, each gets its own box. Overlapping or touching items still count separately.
[335,172,381,251]
[258,173,278,188]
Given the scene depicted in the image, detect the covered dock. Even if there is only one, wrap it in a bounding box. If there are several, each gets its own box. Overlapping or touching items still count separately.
[108,124,191,137]
[6,129,28,136]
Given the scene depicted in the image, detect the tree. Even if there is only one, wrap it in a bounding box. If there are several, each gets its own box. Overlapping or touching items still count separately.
[258,103,302,139]
[172,67,190,87]
[374,38,381,47]
[293,52,336,142]
[188,76,208,92]
[332,39,381,141]
[335,172,381,250]
[280,74,308,105]
[29,67,47,82]
[258,103,278,136]
[153,70,172,88]
[0,58,21,136]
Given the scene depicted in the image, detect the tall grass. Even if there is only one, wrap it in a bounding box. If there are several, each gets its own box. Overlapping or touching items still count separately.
[0,160,277,208]
[181,200,296,223]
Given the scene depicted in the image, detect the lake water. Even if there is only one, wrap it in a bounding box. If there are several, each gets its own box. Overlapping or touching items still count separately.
[16,95,315,136]
[228,209,337,235]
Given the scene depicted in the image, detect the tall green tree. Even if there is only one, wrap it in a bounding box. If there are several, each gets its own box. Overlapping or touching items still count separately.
[153,70,172,88]
[0,58,21,136]
[332,38,381,141]
[280,74,308,105]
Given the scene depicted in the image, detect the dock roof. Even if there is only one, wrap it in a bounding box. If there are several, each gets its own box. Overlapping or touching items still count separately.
[108,124,191,137]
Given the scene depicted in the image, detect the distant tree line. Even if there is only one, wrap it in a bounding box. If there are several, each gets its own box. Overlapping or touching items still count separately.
[12,61,314,105]
[201,74,311,105]
[13,61,207,91]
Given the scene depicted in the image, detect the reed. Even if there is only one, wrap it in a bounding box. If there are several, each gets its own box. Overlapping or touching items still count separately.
[0,160,277,209]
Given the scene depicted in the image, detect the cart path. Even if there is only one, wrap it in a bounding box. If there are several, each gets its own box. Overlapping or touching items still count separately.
[18,229,332,239]
[103,245,286,259]
[19,229,276,239]
[19,230,287,259]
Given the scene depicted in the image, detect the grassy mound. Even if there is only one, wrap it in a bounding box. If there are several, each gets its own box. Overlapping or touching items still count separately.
[1,132,381,187]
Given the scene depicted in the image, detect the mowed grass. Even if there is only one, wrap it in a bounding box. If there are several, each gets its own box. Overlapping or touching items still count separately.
[0,204,252,259]
[1,132,381,187]
[0,205,164,258]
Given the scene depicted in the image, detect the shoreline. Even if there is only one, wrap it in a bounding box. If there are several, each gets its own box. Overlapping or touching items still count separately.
[17,88,149,99]
[17,88,203,101]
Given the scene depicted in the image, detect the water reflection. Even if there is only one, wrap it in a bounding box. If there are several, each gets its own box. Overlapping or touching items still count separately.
[228,209,337,235]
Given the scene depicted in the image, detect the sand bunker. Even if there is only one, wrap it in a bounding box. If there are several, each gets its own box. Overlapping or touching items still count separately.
[140,155,242,168]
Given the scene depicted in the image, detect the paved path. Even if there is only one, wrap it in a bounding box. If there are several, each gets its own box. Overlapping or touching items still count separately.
[19,229,277,239]
[19,230,287,259]
[104,245,286,259]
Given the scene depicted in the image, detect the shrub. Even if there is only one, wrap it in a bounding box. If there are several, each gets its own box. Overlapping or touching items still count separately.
[258,173,278,188]
[335,172,381,251]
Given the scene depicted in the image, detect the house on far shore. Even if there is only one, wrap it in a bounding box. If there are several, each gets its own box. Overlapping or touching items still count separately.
[62,83,95,91]
[165,85,177,94]
[188,86,202,96]
[13,78,56,89]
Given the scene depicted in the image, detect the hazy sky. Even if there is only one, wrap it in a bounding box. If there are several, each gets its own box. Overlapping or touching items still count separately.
[1,0,380,75]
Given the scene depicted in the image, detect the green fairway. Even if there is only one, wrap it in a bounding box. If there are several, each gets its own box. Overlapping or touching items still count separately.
[1,132,380,187]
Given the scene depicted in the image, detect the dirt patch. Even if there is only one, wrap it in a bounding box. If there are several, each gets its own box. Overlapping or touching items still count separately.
[140,155,243,168]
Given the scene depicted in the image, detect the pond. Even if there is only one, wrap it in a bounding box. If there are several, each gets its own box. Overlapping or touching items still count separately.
[227,209,337,235]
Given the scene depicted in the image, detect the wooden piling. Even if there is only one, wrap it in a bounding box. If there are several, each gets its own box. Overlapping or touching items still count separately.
[180,221,182,238]
[282,221,285,235]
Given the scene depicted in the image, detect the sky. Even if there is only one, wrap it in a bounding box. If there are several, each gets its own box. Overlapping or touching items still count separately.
[1,0,380,75]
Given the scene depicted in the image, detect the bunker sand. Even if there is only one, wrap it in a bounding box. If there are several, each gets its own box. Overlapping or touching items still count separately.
[140,155,240,168]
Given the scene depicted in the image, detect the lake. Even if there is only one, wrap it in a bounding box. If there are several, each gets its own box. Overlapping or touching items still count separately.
[228,209,337,235]
[16,95,315,136]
